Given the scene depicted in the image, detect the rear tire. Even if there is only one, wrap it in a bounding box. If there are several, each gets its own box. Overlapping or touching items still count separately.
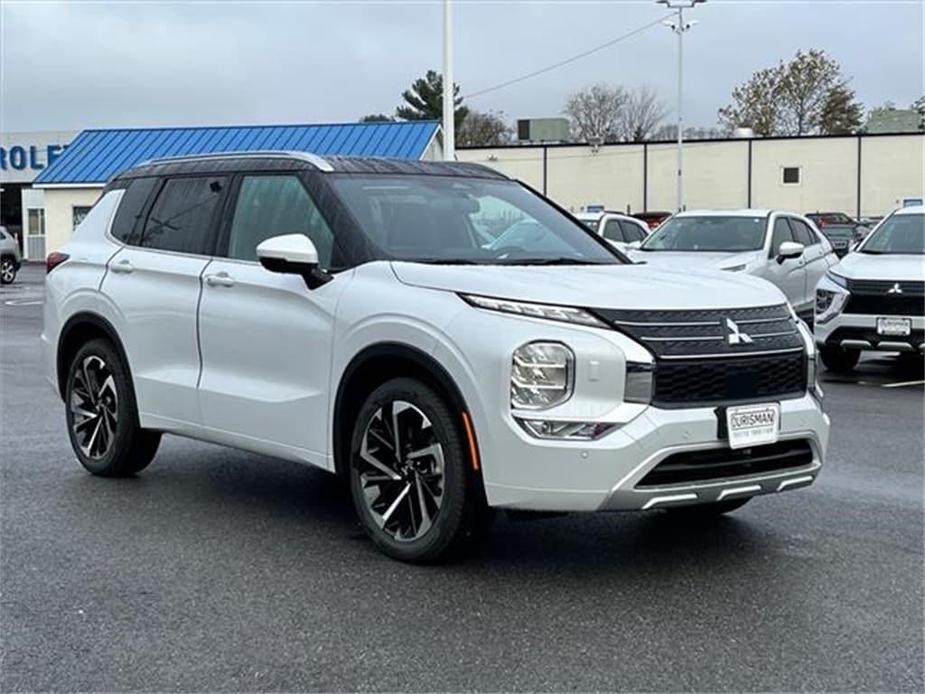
[0,256,17,285]
[65,339,160,477]
[664,497,751,517]
[820,345,861,372]
[348,377,490,563]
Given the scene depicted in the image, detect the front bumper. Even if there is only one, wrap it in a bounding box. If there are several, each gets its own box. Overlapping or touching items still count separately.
[482,393,829,512]
[815,312,925,353]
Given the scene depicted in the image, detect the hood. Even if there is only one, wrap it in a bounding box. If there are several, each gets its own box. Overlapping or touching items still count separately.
[627,249,763,271]
[390,261,785,311]
[835,252,925,282]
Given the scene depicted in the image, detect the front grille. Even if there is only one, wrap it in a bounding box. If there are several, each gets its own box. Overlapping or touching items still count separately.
[844,294,925,316]
[595,304,808,406]
[653,351,806,407]
[844,279,925,316]
[637,439,814,487]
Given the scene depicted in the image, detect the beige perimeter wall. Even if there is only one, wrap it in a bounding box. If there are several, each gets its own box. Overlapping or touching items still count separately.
[459,133,924,217]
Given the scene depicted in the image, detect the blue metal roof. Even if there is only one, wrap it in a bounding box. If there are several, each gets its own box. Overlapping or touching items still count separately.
[34,121,440,185]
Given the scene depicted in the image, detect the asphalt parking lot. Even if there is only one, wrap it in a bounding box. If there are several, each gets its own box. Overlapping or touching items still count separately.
[1,263,922,692]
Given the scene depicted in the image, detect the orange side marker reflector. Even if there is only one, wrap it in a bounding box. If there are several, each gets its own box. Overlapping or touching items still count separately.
[461,411,480,471]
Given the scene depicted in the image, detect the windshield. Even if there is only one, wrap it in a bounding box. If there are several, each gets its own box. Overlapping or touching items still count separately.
[329,174,622,265]
[640,215,767,252]
[859,213,924,255]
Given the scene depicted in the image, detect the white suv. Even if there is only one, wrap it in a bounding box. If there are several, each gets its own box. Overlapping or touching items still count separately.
[629,210,837,324]
[814,206,924,371]
[43,152,830,563]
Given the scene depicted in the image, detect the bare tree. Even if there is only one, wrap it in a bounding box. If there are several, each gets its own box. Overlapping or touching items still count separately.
[457,110,514,147]
[563,83,627,143]
[618,86,667,142]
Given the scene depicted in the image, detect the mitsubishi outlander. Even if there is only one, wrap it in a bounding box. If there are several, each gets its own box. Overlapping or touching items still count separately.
[43,152,830,562]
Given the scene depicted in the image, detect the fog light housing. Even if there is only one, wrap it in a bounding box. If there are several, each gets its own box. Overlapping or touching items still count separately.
[518,419,618,440]
[511,342,574,410]
[624,362,654,404]
[815,289,848,325]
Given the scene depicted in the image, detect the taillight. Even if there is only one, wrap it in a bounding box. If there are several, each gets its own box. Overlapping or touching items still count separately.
[46,252,70,274]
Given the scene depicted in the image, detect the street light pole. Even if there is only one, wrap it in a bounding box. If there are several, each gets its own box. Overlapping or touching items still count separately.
[443,0,455,161]
[657,0,703,211]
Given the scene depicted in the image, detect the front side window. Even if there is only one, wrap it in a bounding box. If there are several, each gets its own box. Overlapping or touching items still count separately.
[621,221,646,243]
[789,219,817,246]
[770,217,795,256]
[859,213,924,255]
[227,175,335,265]
[141,176,226,254]
[328,174,620,265]
[641,216,767,253]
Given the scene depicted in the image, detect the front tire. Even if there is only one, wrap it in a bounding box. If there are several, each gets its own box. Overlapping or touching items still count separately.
[65,339,161,477]
[820,345,861,372]
[0,257,17,284]
[348,377,489,563]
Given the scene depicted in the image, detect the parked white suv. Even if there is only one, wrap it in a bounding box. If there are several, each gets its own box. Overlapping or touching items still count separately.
[43,153,829,562]
[814,206,924,371]
[629,210,837,324]
[576,211,650,252]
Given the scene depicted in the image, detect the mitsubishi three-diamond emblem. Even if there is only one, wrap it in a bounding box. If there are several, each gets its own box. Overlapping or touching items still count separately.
[725,318,753,346]
[887,282,903,294]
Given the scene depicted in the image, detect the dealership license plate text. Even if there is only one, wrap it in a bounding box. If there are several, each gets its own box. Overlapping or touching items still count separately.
[726,403,781,450]
[877,317,911,336]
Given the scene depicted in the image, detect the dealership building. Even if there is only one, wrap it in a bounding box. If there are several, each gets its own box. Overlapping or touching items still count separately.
[21,121,925,258]
[0,131,78,260]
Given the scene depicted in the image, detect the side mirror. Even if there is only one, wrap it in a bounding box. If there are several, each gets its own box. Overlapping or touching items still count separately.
[776,241,804,264]
[256,234,331,289]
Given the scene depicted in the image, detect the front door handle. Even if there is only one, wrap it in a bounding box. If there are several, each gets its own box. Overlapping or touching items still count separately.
[110,259,134,274]
[205,272,235,288]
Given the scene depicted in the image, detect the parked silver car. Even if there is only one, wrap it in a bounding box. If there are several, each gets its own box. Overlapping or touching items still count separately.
[0,225,22,284]
[628,210,838,324]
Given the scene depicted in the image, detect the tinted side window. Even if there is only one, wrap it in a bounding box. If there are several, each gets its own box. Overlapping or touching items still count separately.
[111,177,158,244]
[602,219,624,242]
[789,219,818,246]
[621,221,646,243]
[141,176,226,254]
[770,217,795,256]
[228,175,335,264]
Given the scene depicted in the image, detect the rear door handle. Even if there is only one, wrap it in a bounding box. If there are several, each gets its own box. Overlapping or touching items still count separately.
[110,259,134,274]
[205,272,235,288]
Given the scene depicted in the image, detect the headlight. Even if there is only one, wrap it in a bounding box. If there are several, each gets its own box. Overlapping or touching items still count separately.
[463,294,607,328]
[815,288,848,325]
[825,270,849,289]
[511,342,574,410]
[624,362,653,404]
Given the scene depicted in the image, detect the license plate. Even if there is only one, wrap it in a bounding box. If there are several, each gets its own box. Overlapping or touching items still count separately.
[877,317,911,336]
[726,403,780,450]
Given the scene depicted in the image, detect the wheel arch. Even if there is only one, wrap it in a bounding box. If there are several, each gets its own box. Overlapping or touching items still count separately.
[56,312,132,400]
[333,342,475,478]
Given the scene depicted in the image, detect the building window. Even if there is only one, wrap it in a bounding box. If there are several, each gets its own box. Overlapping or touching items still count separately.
[782,166,801,185]
[72,206,92,230]
[27,208,45,236]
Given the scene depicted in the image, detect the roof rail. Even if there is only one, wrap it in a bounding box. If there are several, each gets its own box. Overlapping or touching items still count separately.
[138,150,334,172]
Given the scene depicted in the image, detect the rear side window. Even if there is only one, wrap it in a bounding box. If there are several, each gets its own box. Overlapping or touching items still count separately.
[226,175,335,265]
[111,177,158,245]
[602,219,624,242]
[621,221,646,243]
[140,177,226,255]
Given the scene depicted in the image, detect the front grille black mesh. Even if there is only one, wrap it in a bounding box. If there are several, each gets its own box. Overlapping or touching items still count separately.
[595,304,808,406]
[652,351,806,407]
[846,279,925,295]
[844,294,925,316]
[637,439,814,487]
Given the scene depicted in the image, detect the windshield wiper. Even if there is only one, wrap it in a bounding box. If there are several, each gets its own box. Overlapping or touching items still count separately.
[499,257,614,266]
[407,258,484,265]
[858,249,885,254]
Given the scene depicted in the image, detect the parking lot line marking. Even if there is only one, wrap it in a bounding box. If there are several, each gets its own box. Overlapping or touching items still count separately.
[882,380,925,388]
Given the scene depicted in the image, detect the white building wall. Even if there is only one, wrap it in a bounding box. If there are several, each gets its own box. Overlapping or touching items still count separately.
[43,187,102,255]
[461,133,924,218]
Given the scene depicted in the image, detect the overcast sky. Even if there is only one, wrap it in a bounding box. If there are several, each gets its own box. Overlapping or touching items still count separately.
[2,0,922,134]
